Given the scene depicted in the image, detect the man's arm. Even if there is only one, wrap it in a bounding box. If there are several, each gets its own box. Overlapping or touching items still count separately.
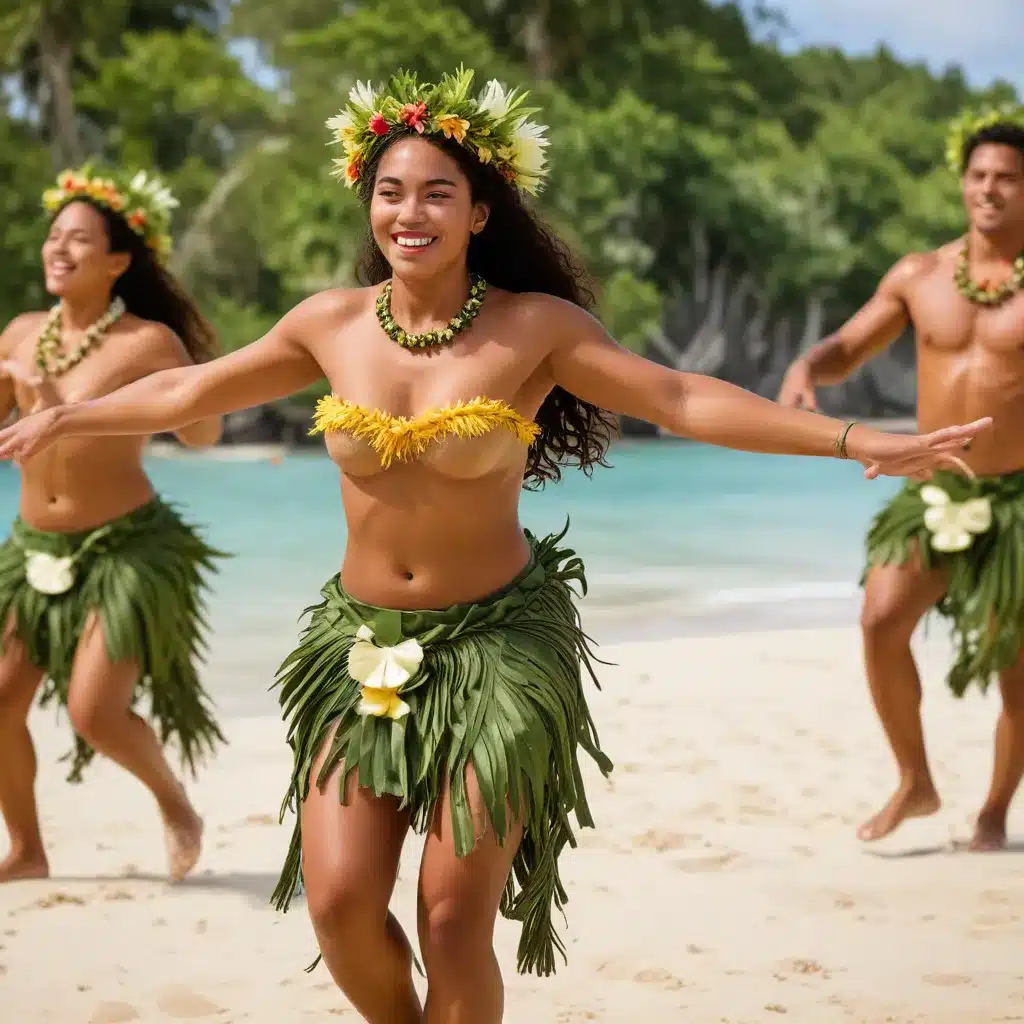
[779,253,926,407]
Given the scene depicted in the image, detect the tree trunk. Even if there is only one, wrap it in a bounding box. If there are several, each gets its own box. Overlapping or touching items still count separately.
[38,4,83,170]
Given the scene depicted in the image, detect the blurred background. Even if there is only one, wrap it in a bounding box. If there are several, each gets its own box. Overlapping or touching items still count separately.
[1,1,1019,697]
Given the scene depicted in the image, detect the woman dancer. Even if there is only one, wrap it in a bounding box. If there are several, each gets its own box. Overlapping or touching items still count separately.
[0,167,225,884]
[0,71,987,1021]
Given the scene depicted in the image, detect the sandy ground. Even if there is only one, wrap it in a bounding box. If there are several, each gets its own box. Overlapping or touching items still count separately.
[2,625,1023,1023]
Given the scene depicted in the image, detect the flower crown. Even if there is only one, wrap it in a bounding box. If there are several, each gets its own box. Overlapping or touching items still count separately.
[945,104,1024,174]
[327,67,549,195]
[42,166,178,262]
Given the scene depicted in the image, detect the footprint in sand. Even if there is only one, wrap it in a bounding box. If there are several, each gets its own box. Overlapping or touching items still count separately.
[596,961,685,991]
[155,985,225,1018]
[243,813,276,826]
[632,829,696,852]
[675,852,740,873]
[89,1002,140,1023]
[922,973,974,987]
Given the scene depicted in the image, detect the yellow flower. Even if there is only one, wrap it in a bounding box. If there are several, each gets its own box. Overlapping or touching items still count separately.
[437,114,471,143]
[357,686,411,720]
[476,145,493,164]
[348,624,423,720]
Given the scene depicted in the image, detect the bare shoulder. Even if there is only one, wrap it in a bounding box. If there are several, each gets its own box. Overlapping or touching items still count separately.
[881,250,943,291]
[0,311,47,357]
[279,287,374,344]
[501,290,601,347]
[126,316,191,367]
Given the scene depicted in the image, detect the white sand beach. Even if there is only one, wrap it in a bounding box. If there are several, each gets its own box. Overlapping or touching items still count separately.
[3,624,1023,1023]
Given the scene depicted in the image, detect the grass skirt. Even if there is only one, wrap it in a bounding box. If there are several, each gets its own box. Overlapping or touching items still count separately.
[271,525,613,977]
[0,497,227,781]
[863,470,1024,696]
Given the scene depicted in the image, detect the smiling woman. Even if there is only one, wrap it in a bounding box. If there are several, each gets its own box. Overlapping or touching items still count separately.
[0,68,991,1023]
[0,166,226,894]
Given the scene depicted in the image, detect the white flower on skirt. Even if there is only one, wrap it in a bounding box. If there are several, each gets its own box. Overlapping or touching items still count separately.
[348,624,423,720]
[24,550,76,595]
[920,484,992,552]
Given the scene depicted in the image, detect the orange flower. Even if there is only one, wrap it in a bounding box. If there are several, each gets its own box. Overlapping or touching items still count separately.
[437,114,470,143]
[346,154,363,183]
[127,209,147,230]
[399,102,428,134]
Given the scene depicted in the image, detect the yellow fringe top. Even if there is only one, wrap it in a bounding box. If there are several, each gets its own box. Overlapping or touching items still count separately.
[310,394,541,468]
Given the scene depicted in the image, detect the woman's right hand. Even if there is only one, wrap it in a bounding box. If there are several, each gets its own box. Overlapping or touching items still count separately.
[0,406,64,464]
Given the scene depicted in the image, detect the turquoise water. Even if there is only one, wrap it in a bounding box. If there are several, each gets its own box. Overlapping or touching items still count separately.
[0,443,902,713]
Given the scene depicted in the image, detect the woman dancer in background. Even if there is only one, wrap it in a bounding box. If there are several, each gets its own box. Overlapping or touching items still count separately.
[0,167,225,884]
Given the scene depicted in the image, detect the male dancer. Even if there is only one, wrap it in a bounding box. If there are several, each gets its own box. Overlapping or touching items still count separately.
[779,111,1024,850]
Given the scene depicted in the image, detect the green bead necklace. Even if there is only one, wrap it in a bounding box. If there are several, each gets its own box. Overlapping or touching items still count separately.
[954,242,1024,306]
[376,275,487,350]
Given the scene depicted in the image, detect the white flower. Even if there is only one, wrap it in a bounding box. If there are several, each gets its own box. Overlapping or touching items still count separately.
[509,119,549,192]
[478,79,513,120]
[348,80,377,111]
[24,551,75,595]
[128,171,178,211]
[348,624,422,720]
[920,484,992,552]
[326,111,354,137]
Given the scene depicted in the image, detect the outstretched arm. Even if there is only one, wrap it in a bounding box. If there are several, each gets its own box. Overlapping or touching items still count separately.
[544,296,985,478]
[0,294,332,462]
[778,254,923,408]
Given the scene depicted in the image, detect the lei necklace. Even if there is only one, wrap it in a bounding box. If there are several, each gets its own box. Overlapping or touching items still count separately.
[377,276,487,350]
[35,297,127,376]
[953,242,1024,306]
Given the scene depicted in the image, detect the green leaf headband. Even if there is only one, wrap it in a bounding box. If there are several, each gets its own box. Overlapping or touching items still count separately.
[42,165,178,263]
[945,104,1024,174]
[326,66,549,196]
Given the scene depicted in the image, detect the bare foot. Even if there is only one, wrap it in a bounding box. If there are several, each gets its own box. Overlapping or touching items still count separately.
[857,782,941,842]
[968,811,1007,852]
[163,807,204,883]
[0,849,49,883]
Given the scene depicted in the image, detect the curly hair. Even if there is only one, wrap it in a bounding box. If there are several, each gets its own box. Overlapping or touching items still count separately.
[962,122,1024,174]
[51,199,219,364]
[354,136,616,488]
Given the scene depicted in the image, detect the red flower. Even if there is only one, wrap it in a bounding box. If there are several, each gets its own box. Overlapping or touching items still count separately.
[399,102,428,134]
[127,209,147,229]
[369,113,389,136]
[499,164,517,183]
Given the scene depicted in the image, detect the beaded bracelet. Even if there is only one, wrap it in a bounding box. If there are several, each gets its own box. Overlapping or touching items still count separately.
[834,420,858,460]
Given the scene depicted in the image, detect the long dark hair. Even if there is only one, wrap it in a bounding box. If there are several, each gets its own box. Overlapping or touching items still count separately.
[355,136,616,488]
[54,199,218,364]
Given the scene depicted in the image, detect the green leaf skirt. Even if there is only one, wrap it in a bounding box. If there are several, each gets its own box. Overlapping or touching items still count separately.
[0,497,228,782]
[271,524,614,978]
[863,469,1024,696]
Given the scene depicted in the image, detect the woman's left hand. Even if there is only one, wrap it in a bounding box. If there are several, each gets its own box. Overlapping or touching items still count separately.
[848,418,992,480]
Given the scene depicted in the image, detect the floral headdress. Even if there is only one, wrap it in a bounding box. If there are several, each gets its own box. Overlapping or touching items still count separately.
[945,104,1024,174]
[327,66,549,195]
[42,166,178,263]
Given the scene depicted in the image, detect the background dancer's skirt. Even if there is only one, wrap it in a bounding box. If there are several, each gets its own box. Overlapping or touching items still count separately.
[0,497,227,782]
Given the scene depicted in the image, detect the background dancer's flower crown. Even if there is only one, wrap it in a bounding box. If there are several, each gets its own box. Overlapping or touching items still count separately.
[327,66,549,195]
[945,104,1024,174]
[41,166,178,263]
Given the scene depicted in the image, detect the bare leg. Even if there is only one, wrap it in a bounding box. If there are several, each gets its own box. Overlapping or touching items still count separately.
[0,622,46,881]
[417,766,523,1024]
[971,659,1024,851]
[857,557,947,841]
[301,739,420,1024]
[66,612,202,880]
